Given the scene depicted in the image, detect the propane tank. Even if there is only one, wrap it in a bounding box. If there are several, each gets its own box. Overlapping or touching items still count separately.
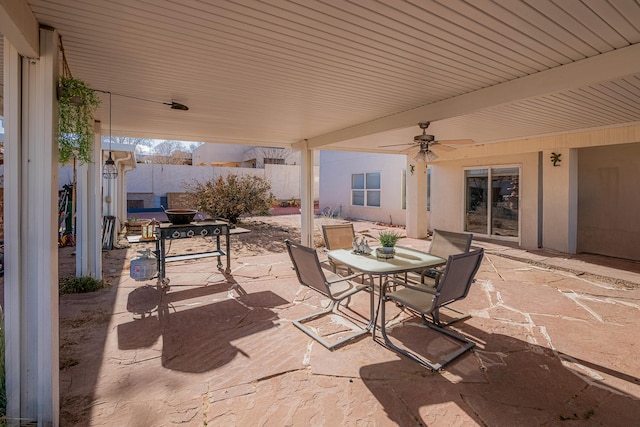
[130,249,158,281]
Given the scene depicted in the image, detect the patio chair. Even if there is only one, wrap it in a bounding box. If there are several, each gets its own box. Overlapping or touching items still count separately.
[408,229,473,285]
[321,223,356,274]
[380,249,484,371]
[286,240,373,350]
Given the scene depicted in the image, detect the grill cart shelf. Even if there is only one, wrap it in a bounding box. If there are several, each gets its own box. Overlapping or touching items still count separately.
[155,220,249,287]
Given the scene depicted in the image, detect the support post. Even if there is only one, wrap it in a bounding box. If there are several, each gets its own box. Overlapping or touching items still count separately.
[3,29,60,425]
[76,120,103,278]
[405,156,429,238]
[298,141,315,247]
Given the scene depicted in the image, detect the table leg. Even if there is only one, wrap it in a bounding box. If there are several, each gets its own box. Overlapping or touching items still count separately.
[225,231,231,274]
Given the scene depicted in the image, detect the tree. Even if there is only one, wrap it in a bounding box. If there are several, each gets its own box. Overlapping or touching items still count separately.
[102,136,153,154]
[146,140,189,164]
[183,174,275,223]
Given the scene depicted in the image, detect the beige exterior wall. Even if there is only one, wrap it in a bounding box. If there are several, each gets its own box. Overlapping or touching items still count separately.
[577,142,640,261]
[428,123,640,257]
[320,124,640,258]
[542,148,578,253]
[430,151,540,249]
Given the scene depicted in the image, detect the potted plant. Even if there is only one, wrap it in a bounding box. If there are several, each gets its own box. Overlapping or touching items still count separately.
[57,75,101,164]
[378,230,403,254]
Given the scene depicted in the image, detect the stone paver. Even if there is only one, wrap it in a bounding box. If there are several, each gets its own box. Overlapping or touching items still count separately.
[57,218,640,426]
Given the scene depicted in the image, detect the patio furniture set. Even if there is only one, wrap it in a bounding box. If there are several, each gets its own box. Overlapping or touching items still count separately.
[286,224,483,372]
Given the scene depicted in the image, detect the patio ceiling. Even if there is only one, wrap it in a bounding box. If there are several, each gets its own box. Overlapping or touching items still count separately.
[2,1,640,154]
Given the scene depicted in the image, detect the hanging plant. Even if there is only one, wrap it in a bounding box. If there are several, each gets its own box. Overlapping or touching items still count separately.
[57,76,101,164]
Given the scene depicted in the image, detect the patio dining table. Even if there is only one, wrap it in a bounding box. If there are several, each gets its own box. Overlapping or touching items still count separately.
[327,246,446,336]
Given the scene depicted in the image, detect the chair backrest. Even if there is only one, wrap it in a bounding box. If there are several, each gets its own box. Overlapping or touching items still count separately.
[435,249,484,307]
[285,240,331,298]
[322,223,355,250]
[429,229,473,259]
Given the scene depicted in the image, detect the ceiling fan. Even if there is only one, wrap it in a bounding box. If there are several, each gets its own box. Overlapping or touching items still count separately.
[380,122,474,162]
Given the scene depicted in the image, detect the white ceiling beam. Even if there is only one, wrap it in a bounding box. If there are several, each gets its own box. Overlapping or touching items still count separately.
[301,43,640,149]
[0,0,39,58]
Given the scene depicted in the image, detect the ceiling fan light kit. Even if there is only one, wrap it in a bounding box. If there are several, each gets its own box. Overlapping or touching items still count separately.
[379,121,474,161]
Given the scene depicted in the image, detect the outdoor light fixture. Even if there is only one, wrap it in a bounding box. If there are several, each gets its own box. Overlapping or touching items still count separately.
[102,91,118,179]
[94,89,189,111]
[166,101,189,110]
[414,142,439,163]
[414,143,439,163]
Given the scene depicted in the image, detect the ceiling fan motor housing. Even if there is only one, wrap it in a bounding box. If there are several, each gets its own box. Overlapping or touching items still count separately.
[414,133,435,143]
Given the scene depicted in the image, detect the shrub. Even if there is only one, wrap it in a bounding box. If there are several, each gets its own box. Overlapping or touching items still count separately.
[59,276,107,294]
[184,174,275,223]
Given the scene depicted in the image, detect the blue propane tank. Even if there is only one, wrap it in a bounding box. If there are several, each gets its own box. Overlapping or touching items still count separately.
[130,249,158,281]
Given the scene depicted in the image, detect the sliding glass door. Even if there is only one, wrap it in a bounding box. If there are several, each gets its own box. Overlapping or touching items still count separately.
[465,166,520,239]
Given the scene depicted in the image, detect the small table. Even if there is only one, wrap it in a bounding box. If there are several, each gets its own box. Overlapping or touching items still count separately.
[328,246,445,335]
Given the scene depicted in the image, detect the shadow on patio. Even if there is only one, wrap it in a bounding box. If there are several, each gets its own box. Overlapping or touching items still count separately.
[57,216,640,426]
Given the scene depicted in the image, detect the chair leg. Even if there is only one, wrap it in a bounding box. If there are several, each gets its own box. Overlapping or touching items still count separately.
[381,298,475,371]
[293,299,370,350]
[427,306,471,327]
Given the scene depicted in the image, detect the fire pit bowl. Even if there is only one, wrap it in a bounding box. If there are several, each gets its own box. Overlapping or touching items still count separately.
[164,209,198,225]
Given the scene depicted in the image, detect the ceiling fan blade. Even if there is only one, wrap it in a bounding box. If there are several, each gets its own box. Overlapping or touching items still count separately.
[378,143,415,148]
[436,139,475,145]
[431,142,456,152]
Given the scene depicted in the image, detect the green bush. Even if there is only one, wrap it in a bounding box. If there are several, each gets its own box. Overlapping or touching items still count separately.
[57,76,101,164]
[184,174,275,223]
[59,276,107,294]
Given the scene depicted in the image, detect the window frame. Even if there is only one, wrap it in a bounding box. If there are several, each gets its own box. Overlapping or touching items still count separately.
[351,171,381,208]
[463,164,521,242]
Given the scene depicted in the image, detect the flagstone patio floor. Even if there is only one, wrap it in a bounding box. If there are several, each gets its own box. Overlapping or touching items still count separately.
[56,216,640,426]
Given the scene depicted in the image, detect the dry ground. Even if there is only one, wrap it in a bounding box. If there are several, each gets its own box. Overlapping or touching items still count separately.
[56,215,396,425]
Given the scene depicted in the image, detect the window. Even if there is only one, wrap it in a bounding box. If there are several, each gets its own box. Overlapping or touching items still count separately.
[352,172,381,207]
[264,158,285,165]
[401,168,431,211]
[465,166,519,238]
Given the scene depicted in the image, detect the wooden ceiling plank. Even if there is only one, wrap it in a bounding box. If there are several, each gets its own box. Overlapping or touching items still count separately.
[304,43,640,148]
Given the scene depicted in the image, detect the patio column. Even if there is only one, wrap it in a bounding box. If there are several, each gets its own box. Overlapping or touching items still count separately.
[75,120,103,278]
[298,140,315,247]
[115,151,135,229]
[3,28,60,424]
[542,148,578,253]
[405,156,429,238]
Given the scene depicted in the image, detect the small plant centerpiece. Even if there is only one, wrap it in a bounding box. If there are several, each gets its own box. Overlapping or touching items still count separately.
[377,230,403,258]
[57,75,101,164]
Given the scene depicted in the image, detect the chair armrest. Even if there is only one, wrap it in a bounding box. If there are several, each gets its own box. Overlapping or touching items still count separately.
[326,272,365,284]
[382,278,438,296]
[420,268,442,286]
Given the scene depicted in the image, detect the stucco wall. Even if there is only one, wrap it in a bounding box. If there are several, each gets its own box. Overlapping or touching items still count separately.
[542,148,578,253]
[429,152,540,249]
[319,151,407,225]
[577,142,640,261]
[126,163,318,205]
[192,143,248,166]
